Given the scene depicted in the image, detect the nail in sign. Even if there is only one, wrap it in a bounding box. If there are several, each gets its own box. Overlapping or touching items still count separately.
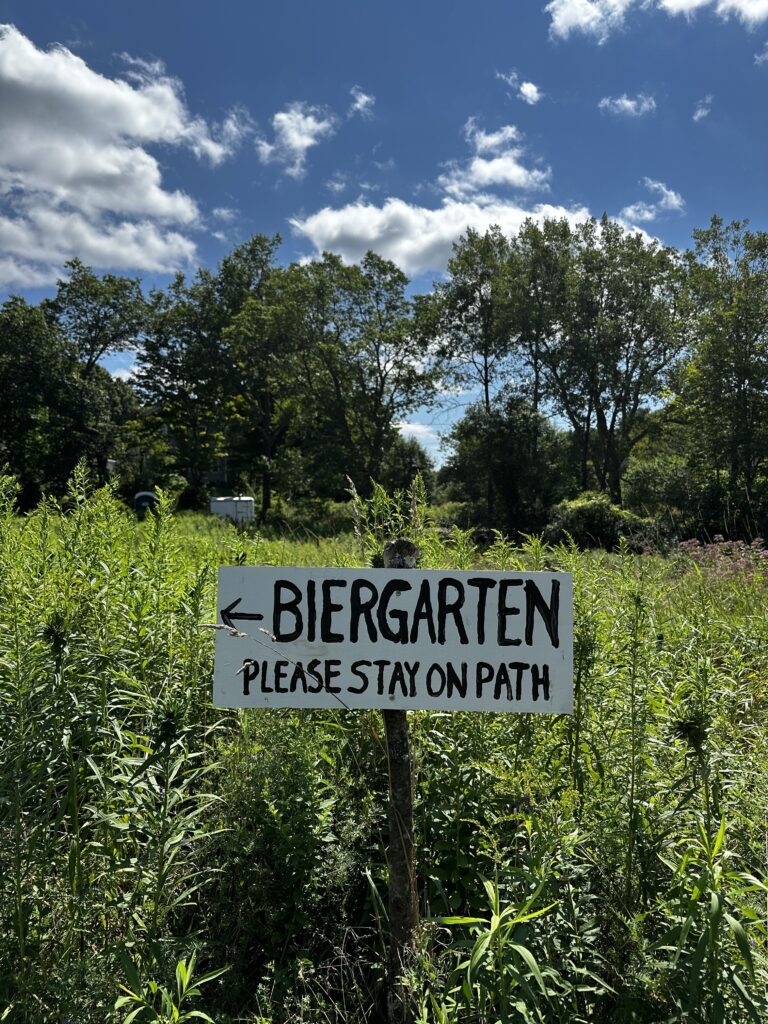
[213,567,573,714]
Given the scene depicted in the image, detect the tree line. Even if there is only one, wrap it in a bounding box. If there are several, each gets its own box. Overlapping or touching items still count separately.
[2,214,767,539]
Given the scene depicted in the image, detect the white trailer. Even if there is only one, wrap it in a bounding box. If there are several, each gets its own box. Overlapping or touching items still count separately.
[209,496,256,524]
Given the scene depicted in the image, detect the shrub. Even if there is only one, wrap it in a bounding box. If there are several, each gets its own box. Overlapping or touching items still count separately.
[543,491,656,551]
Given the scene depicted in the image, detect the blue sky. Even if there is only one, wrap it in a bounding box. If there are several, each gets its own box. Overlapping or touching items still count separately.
[1,0,768,457]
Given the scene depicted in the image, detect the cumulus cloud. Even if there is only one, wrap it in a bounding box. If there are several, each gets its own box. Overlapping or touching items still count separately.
[325,173,348,194]
[598,92,657,116]
[546,0,636,41]
[395,421,439,445]
[256,102,337,178]
[348,85,375,118]
[212,206,237,222]
[519,81,544,104]
[291,196,590,276]
[693,95,713,120]
[546,0,768,41]
[436,117,550,198]
[0,24,245,287]
[755,41,768,62]
[290,110,585,275]
[496,70,544,104]
[112,364,137,382]
[620,177,685,223]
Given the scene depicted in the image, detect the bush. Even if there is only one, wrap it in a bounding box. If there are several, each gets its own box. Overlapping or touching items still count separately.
[543,491,656,551]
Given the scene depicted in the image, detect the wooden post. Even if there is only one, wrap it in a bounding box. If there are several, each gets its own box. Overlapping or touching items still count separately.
[382,538,419,1024]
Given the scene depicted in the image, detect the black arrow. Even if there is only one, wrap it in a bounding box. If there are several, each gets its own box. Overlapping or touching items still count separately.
[221,597,264,631]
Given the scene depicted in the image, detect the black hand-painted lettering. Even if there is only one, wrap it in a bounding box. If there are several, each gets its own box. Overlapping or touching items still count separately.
[290,662,308,693]
[497,580,523,646]
[508,661,530,701]
[274,661,288,694]
[306,659,324,693]
[242,660,258,696]
[324,659,342,693]
[221,597,264,630]
[377,580,412,644]
[475,662,494,697]
[531,663,551,701]
[525,580,560,648]
[404,661,420,697]
[273,581,303,641]
[350,580,379,643]
[373,659,391,695]
[446,662,468,699]
[307,580,317,643]
[389,662,408,697]
[321,580,347,643]
[349,660,371,694]
[410,580,436,643]
[426,663,446,697]
[467,578,496,644]
[437,578,469,645]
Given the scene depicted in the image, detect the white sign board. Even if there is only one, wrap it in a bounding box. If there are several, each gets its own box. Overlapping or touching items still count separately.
[213,567,573,714]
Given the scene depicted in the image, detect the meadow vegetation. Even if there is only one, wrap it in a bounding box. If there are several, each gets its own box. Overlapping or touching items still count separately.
[0,472,767,1023]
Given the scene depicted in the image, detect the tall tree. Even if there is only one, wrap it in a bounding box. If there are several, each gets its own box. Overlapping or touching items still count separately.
[517,216,688,502]
[0,297,134,505]
[224,262,303,519]
[680,218,768,508]
[440,394,571,535]
[137,236,279,504]
[46,259,146,376]
[287,252,436,498]
[420,227,516,520]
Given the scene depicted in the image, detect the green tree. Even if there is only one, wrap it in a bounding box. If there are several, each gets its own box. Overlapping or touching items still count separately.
[224,262,304,519]
[679,217,768,527]
[46,259,146,376]
[287,252,436,498]
[0,297,134,505]
[516,216,688,502]
[440,394,572,534]
[419,227,516,520]
[137,236,279,505]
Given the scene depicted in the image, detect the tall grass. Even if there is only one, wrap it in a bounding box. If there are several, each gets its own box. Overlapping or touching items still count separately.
[0,473,766,1022]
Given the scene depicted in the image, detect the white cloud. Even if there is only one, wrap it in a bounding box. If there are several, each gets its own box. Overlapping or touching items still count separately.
[0,24,245,287]
[598,92,657,116]
[755,40,768,61]
[395,421,439,444]
[291,196,590,276]
[348,85,375,118]
[620,176,685,223]
[325,173,348,194]
[290,111,584,275]
[547,0,768,41]
[519,81,544,104]
[256,101,336,178]
[212,206,237,222]
[0,204,195,271]
[546,0,636,41]
[693,95,713,120]
[437,118,550,198]
[496,70,544,104]
[113,364,137,382]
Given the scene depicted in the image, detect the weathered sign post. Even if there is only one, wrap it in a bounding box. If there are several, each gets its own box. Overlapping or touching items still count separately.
[213,549,573,1024]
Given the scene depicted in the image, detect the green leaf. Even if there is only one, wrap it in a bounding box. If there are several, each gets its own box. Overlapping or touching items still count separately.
[725,913,755,980]
[510,943,549,995]
[712,815,727,857]
[467,932,492,980]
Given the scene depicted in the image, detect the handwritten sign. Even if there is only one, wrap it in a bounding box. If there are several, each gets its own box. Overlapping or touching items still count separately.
[213,567,573,714]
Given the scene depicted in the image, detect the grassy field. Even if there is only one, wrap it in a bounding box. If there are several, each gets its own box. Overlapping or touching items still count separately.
[0,473,767,1023]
